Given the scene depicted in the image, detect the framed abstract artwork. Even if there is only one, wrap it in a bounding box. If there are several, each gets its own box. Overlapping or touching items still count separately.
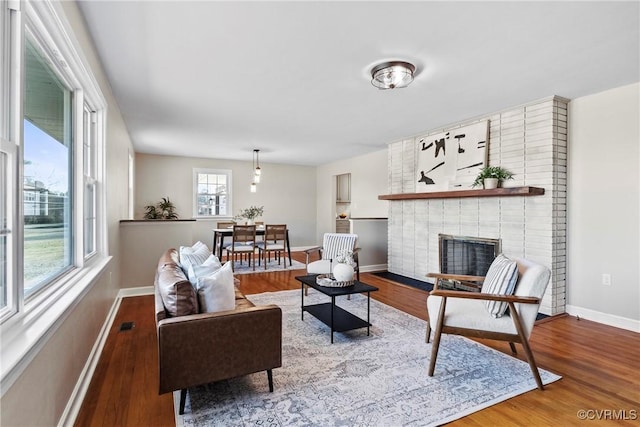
[416,121,489,191]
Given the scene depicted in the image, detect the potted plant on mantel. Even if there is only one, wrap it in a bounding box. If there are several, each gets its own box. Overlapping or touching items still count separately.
[472,166,514,189]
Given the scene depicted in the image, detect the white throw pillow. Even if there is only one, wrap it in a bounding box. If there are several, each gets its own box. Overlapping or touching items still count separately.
[202,254,222,269]
[196,261,235,313]
[481,254,519,318]
[179,241,211,271]
[187,261,220,286]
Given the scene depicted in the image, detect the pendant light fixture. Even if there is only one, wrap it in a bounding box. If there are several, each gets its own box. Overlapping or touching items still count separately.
[370,61,416,90]
[254,149,262,181]
[250,149,261,192]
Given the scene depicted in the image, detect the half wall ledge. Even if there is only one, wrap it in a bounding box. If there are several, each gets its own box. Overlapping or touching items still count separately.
[378,186,544,201]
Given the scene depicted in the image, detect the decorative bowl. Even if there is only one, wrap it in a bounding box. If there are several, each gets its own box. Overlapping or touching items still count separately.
[316,274,354,288]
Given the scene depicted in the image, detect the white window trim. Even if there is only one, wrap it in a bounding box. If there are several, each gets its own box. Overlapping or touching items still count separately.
[0,0,109,394]
[193,168,233,219]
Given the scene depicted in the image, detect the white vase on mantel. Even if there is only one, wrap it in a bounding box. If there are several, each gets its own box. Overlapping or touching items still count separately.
[333,263,355,282]
[246,219,254,225]
[483,178,499,189]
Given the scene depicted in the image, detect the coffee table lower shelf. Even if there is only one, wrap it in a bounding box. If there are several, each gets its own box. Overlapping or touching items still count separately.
[303,303,371,333]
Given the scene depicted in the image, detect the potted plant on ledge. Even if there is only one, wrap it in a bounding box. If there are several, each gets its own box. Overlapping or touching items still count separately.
[472,166,514,189]
[143,197,179,219]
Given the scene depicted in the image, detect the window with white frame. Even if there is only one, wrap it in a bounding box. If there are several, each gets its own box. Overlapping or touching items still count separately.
[194,169,232,218]
[23,36,74,295]
[0,0,106,323]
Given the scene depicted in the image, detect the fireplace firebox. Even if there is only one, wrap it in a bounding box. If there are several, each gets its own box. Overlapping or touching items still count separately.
[438,234,500,291]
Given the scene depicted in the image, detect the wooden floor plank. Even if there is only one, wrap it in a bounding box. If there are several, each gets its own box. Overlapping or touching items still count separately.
[74,252,640,426]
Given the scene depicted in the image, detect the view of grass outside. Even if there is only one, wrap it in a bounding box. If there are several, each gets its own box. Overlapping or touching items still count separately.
[23,224,68,294]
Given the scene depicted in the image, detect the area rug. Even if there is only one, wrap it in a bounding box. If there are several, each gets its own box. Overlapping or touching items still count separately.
[175,290,560,426]
[227,258,306,275]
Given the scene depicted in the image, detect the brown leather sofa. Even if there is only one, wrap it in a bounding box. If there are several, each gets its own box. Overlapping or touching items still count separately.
[154,248,282,414]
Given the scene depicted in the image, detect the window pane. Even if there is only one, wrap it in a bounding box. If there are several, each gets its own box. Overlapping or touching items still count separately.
[83,106,96,257]
[23,38,73,295]
[84,182,95,255]
[0,152,8,309]
[196,172,228,216]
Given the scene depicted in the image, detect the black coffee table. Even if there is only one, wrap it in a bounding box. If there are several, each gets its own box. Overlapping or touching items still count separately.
[295,274,379,343]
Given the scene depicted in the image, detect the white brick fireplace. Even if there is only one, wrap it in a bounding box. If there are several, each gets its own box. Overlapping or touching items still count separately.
[385,96,568,315]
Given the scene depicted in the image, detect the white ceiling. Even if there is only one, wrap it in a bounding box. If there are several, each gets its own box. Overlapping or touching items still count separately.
[77,1,639,166]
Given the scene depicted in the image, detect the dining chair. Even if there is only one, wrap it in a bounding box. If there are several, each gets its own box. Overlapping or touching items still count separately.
[426,255,551,390]
[256,224,287,270]
[225,225,257,271]
[214,221,235,258]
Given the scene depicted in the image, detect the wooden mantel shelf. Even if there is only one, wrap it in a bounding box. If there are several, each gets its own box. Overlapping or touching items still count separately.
[378,186,545,201]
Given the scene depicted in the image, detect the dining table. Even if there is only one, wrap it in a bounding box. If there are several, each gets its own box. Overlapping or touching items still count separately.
[212,226,293,266]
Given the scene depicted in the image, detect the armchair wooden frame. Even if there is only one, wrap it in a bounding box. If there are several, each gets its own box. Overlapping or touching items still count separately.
[426,272,545,391]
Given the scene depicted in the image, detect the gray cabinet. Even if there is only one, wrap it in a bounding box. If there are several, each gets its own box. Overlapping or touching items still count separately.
[336,219,350,233]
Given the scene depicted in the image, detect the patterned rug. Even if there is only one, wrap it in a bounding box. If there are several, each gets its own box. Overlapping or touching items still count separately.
[226,257,306,275]
[175,289,560,426]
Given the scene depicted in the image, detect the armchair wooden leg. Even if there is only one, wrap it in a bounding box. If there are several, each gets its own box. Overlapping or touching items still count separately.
[267,369,274,392]
[428,297,447,376]
[425,322,431,343]
[179,389,187,415]
[509,302,544,390]
[509,342,517,355]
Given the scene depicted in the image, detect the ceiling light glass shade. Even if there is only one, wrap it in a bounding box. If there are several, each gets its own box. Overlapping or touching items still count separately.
[253,173,261,183]
[254,166,261,176]
[371,61,416,90]
[250,182,257,193]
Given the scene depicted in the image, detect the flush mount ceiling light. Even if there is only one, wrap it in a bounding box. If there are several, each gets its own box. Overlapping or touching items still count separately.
[370,61,416,90]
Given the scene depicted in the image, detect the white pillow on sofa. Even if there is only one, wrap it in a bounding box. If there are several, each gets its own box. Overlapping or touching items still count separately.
[187,254,223,286]
[196,261,235,313]
[179,241,211,271]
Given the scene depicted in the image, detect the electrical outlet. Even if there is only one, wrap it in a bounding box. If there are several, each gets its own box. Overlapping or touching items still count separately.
[602,273,611,286]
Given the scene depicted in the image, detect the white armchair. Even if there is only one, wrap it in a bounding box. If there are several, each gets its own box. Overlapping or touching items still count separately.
[426,256,551,390]
[305,233,360,281]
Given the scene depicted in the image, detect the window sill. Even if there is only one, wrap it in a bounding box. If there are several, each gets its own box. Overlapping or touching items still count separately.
[0,255,112,395]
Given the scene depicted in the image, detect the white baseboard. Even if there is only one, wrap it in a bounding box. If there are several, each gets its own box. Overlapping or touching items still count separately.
[566,305,640,333]
[360,264,387,273]
[59,287,155,426]
[118,286,154,297]
[58,296,122,427]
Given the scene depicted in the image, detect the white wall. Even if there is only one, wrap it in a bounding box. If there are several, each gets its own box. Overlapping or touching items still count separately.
[135,153,317,240]
[315,149,388,241]
[567,83,640,330]
[0,2,133,425]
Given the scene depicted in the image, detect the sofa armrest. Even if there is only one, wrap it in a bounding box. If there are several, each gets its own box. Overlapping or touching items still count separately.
[157,304,282,394]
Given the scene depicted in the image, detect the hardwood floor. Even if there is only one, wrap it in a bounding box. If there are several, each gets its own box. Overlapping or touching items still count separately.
[75,253,640,426]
